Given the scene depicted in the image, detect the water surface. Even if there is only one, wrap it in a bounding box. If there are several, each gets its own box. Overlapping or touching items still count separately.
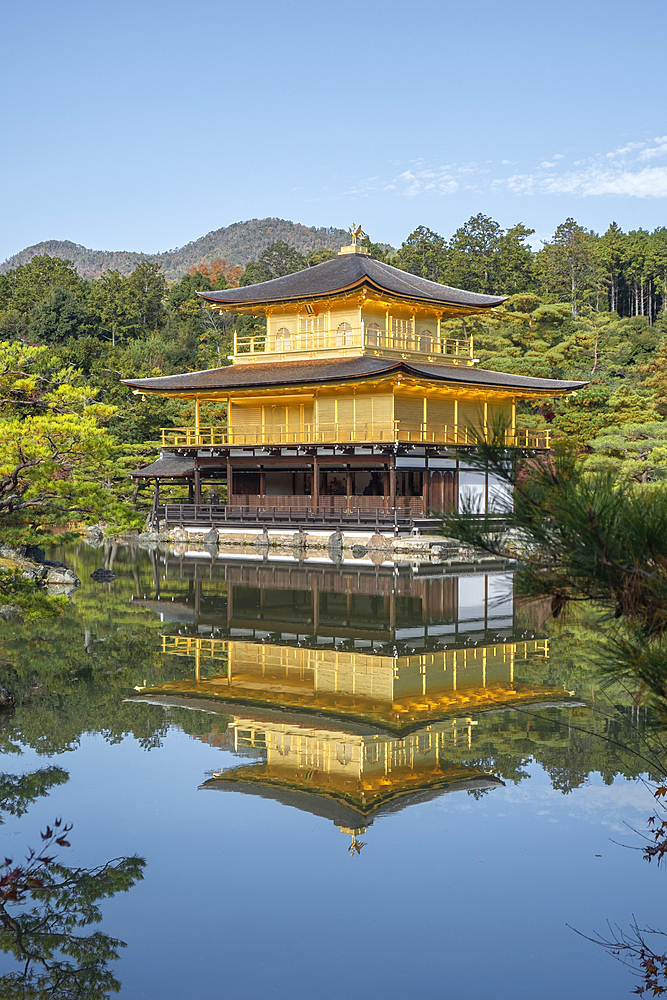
[0,541,663,998]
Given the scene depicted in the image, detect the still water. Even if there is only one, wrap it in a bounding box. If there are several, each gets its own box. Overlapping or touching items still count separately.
[0,541,664,998]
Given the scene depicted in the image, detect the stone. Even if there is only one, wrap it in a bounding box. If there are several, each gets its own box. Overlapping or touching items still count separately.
[0,544,20,560]
[0,604,23,622]
[367,532,390,551]
[253,528,270,548]
[85,526,104,545]
[46,566,80,586]
[172,528,189,542]
[21,566,47,582]
[137,531,160,545]
[90,567,117,582]
[203,527,219,544]
[327,528,343,551]
[23,544,45,563]
[0,686,15,709]
[351,544,367,558]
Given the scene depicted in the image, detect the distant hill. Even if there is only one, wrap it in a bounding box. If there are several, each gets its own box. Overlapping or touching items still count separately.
[0,218,352,280]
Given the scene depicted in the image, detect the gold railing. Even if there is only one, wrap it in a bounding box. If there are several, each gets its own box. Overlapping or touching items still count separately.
[233,326,474,362]
[161,422,551,449]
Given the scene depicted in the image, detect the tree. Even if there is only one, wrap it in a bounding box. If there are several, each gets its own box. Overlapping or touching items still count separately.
[447,213,504,293]
[0,768,69,823]
[307,248,336,266]
[394,226,448,282]
[258,240,307,279]
[0,342,116,525]
[598,222,627,314]
[495,224,536,294]
[126,260,166,330]
[0,256,82,317]
[644,338,667,416]
[583,420,667,483]
[89,271,136,347]
[28,287,89,344]
[444,439,667,622]
[0,820,145,999]
[539,218,598,317]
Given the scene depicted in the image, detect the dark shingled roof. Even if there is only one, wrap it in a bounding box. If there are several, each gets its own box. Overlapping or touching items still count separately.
[122,356,588,395]
[197,252,507,310]
[199,772,504,827]
[130,454,194,478]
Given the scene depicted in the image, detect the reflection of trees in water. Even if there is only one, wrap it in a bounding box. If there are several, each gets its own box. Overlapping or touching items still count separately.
[0,768,68,823]
[0,769,145,999]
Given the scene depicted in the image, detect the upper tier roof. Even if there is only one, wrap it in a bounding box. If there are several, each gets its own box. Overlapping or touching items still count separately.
[122,356,587,395]
[197,252,507,310]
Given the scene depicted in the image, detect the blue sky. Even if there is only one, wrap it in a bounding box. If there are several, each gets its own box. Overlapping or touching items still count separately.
[1,0,666,261]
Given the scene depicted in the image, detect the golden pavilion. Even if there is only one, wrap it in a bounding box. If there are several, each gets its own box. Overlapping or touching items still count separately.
[124,228,586,527]
[130,554,570,844]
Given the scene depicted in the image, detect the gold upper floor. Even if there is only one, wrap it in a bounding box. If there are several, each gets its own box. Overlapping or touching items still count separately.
[232,305,476,366]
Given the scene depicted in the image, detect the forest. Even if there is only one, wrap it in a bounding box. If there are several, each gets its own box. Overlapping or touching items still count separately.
[3,213,667,533]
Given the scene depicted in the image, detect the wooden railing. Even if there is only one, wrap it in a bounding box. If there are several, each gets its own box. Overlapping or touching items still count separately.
[161,502,423,530]
[161,422,551,450]
[233,326,474,363]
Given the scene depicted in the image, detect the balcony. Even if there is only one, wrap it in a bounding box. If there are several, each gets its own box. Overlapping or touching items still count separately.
[233,326,476,365]
[161,421,551,450]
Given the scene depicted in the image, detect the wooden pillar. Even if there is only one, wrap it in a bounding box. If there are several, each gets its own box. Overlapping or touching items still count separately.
[422,466,429,515]
[188,480,194,504]
[346,468,352,513]
[226,456,232,504]
[312,454,319,512]
[389,454,396,511]
[195,397,200,442]
[260,470,266,505]
[194,465,201,506]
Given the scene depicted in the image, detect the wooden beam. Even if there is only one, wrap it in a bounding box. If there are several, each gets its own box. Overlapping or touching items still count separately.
[312,453,319,511]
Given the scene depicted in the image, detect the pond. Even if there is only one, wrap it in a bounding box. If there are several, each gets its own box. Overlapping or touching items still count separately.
[0,540,664,998]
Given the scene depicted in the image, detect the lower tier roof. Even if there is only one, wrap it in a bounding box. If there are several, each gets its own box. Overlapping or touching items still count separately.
[122,356,588,395]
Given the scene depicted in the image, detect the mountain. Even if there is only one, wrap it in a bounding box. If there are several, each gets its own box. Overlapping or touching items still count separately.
[0,218,352,280]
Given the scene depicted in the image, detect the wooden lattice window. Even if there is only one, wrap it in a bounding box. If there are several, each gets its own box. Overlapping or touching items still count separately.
[366,322,381,346]
[336,322,353,346]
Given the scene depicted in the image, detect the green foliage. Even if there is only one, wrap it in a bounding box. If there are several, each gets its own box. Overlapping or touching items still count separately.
[395,225,448,282]
[442,435,667,704]
[0,571,68,620]
[0,767,69,822]
[583,420,667,482]
[240,240,308,285]
[0,819,145,999]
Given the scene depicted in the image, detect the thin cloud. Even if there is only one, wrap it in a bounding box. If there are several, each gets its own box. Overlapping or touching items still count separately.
[346,134,667,202]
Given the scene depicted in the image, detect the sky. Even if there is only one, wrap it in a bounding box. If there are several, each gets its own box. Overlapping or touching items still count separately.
[1,0,667,262]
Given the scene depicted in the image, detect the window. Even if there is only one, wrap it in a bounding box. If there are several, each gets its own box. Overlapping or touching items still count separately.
[336,322,353,347]
[391,317,412,337]
[418,328,433,353]
[275,327,290,351]
[299,315,325,334]
[366,322,380,346]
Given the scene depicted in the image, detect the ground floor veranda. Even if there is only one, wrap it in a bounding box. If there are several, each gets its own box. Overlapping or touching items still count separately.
[138,443,516,530]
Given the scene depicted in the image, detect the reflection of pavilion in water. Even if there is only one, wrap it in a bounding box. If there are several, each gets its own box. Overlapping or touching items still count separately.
[134,559,566,846]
